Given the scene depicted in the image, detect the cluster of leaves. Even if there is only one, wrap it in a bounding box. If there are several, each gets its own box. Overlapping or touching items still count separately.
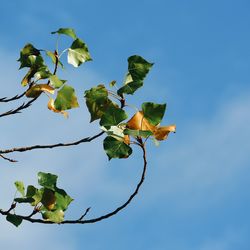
[84,55,175,160]
[1,27,176,226]
[7,172,72,227]
[19,28,91,117]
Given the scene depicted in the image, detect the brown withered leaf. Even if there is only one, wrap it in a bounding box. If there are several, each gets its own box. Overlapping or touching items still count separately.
[154,125,176,141]
[127,111,155,131]
[26,84,54,98]
[127,111,176,141]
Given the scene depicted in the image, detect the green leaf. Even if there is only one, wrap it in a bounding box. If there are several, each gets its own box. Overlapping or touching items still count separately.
[21,68,36,86]
[54,188,73,211]
[38,172,58,190]
[41,188,56,210]
[100,106,128,128]
[26,185,43,206]
[84,84,113,122]
[117,55,153,95]
[109,80,116,87]
[19,53,44,69]
[103,136,132,160]
[46,51,63,68]
[127,55,154,81]
[54,85,79,111]
[51,28,77,39]
[6,214,22,227]
[34,67,51,80]
[142,102,166,125]
[49,75,65,89]
[14,181,25,197]
[18,43,40,69]
[14,197,34,203]
[42,209,64,223]
[123,128,153,138]
[117,80,143,95]
[67,38,92,67]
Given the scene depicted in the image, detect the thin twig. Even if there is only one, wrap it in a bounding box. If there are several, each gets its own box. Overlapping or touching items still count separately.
[0,97,38,118]
[78,207,91,221]
[0,91,26,103]
[0,131,105,154]
[0,154,17,163]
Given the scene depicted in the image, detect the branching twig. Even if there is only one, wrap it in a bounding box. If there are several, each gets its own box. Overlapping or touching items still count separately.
[0,97,38,118]
[0,143,147,225]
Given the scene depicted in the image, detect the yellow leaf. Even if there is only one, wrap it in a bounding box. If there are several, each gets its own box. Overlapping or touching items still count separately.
[127,111,156,132]
[48,98,68,118]
[154,125,176,141]
[127,111,176,141]
[124,134,130,145]
[26,84,55,98]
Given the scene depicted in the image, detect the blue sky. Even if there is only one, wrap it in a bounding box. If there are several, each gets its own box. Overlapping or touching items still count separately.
[0,0,250,249]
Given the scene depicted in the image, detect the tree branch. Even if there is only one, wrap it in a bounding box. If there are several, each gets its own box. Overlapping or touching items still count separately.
[0,91,26,103]
[0,143,148,225]
[0,131,105,155]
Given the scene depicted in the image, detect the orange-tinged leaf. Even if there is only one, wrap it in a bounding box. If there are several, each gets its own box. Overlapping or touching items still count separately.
[154,125,176,141]
[26,84,54,98]
[127,111,156,132]
[48,98,68,118]
[124,134,130,145]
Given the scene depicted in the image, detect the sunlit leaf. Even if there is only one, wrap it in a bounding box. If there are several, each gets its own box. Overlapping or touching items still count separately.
[34,67,51,80]
[103,136,132,160]
[127,111,175,142]
[49,75,65,89]
[154,125,176,141]
[42,209,64,223]
[127,111,155,131]
[25,84,55,98]
[67,38,92,67]
[26,185,42,206]
[100,106,128,128]
[142,102,166,126]
[54,85,79,110]
[51,28,77,39]
[48,98,69,118]
[84,84,114,122]
[101,125,129,144]
[6,214,22,227]
[38,172,57,191]
[14,181,25,197]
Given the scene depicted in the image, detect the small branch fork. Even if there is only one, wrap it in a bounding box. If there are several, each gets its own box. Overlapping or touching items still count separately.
[0,50,59,118]
[0,97,38,118]
[0,142,148,225]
